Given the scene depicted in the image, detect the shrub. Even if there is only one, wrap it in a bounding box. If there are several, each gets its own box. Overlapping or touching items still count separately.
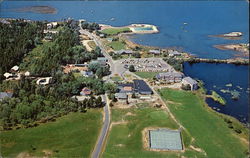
[109,102,114,107]
[234,128,242,134]
[181,84,191,91]
[129,65,135,72]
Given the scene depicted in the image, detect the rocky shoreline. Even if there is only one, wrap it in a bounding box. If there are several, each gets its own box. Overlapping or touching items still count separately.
[214,43,249,57]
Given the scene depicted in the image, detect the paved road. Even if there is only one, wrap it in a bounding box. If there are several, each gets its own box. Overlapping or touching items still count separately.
[91,95,110,158]
[79,22,111,158]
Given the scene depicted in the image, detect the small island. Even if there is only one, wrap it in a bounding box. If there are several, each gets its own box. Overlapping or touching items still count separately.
[207,90,227,105]
[12,6,57,14]
[209,32,243,40]
[214,43,249,57]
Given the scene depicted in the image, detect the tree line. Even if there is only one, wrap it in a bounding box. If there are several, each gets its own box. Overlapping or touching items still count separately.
[0,19,45,81]
[0,19,117,130]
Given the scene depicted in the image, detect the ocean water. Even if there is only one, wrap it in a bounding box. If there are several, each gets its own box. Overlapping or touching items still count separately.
[1,1,248,59]
[1,1,249,122]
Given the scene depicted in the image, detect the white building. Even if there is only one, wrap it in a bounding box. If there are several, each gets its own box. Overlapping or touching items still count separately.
[182,77,198,91]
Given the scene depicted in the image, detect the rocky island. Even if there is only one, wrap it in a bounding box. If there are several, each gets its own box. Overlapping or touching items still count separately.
[209,32,243,40]
[12,6,57,14]
[214,43,249,57]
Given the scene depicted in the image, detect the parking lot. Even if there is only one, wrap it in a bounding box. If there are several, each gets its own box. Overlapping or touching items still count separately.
[120,58,173,72]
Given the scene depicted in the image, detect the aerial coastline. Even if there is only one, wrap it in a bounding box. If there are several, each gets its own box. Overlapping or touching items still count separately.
[0,1,249,156]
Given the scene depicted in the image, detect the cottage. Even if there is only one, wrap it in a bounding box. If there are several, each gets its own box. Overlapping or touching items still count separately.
[107,38,113,42]
[47,22,58,29]
[182,77,198,91]
[3,72,13,79]
[99,34,105,38]
[36,77,52,85]
[149,50,161,55]
[0,92,13,101]
[114,49,133,55]
[169,51,182,57]
[11,65,19,72]
[97,57,108,67]
[80,87,92,96]
[133,80,153,95]
[156,72,183,83]
[24,71,30,77]
[81,71,94,77]
[115,92,128,100]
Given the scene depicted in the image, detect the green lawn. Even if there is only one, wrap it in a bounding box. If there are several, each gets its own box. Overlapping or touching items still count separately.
[111,76,123,82]
[158,88,249,158]
[0,110,102,158]
[103,107,203,158]
[101,27,131,35]
[107,41,125,51]
[134,71,162,79]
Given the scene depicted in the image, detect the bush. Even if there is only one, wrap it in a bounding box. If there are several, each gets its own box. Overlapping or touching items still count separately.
[109,102,114,107]
[132,52,141,58]
[129,65,135,72]
[234,128,242,134]
[228,124,234,129]
[181,84,191,91]
[132,93,136,98]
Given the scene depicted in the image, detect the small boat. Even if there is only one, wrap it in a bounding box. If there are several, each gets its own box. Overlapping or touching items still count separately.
[110,17,115,21]
[183,22,188,25]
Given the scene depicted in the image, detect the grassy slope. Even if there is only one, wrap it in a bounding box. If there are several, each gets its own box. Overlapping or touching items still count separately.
[103,107,203,158]
[159,88,248,158]
[107,41,125,50]
[101,28,130,35]
[0,110,102,158]
[134,71,161,79]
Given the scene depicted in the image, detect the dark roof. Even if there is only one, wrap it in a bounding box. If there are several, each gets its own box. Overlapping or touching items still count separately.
[133,80,152,94]
[0,92,13,100]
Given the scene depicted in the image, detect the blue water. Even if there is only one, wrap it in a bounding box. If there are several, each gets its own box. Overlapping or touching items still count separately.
[184,62,249,123]
[1,1,249,122]
[1,1,249,59]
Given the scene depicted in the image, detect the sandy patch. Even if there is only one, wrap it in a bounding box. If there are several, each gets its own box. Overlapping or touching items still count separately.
[125,112,136,116]
[115,144,125,147]
[81,40,94,52]
[16,152,40,158]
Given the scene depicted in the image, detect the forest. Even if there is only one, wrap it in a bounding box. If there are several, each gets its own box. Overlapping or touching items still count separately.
[0,19,116,130]
[0,19,45,81]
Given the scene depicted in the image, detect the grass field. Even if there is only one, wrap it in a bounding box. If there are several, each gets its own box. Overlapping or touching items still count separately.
[0,110,102,158]
[158,88,249,158]
[111,76,123,82]
[134,71,162,79]
[107,41,125,50]
[103,106,204,158]
[101,27,131,35]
